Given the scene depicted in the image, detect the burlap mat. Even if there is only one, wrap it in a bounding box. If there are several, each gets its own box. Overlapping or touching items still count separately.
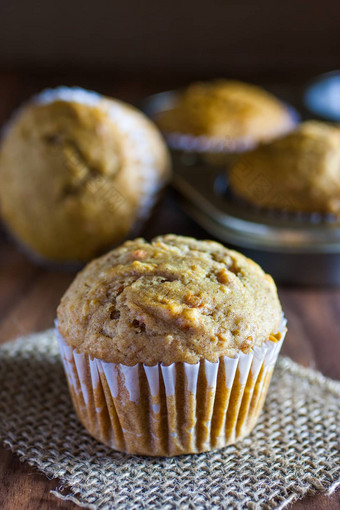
[0,330,339,510]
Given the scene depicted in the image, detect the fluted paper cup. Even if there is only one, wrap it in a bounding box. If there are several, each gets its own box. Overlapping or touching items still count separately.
[158,102,299,166]
[56,318,286,457]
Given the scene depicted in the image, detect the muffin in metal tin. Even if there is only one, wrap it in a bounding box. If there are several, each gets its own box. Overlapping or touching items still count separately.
[154,80,297,162]
[228,121,340,217]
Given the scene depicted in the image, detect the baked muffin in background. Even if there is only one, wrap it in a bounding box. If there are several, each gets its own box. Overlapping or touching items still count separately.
[56,234,286,456]
[155,80,297,159]
[228,121,340,216]
[0,87,171,263]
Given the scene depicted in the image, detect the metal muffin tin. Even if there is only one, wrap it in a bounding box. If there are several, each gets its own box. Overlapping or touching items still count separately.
[143,91,340,285]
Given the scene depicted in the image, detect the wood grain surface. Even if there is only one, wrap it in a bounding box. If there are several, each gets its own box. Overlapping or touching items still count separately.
[0,72,339,510]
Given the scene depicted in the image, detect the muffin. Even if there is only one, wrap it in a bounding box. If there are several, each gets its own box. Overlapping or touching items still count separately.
[0,87,171,263]
[228,121,340,215]
[154,80,297,159]
[56,234,286,456]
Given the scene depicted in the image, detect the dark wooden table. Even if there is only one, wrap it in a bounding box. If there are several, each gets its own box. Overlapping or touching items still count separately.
[0,72,339,510]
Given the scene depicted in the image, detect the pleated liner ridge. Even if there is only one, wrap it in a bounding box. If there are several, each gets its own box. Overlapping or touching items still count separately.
[56,322,285,457]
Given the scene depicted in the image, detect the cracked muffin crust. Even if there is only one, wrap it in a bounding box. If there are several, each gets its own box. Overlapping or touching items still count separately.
[0,87,170,262]
[57,234,282,365]
[228,121,340,214]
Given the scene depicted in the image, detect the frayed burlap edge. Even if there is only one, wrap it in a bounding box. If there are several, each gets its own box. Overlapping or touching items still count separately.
[0,330,339,510]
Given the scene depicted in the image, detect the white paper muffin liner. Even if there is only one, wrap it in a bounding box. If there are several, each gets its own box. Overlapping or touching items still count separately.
[166,132,257,154]
[56,317,286,457]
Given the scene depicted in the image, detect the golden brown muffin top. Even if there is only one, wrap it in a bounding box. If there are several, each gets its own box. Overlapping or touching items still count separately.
[229,121,340,214]
[156,80,295,145]
[57,235,283,365]
[0,88,170,262]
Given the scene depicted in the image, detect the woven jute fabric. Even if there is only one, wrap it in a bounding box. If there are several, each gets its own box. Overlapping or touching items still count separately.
[0,330,339,510]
